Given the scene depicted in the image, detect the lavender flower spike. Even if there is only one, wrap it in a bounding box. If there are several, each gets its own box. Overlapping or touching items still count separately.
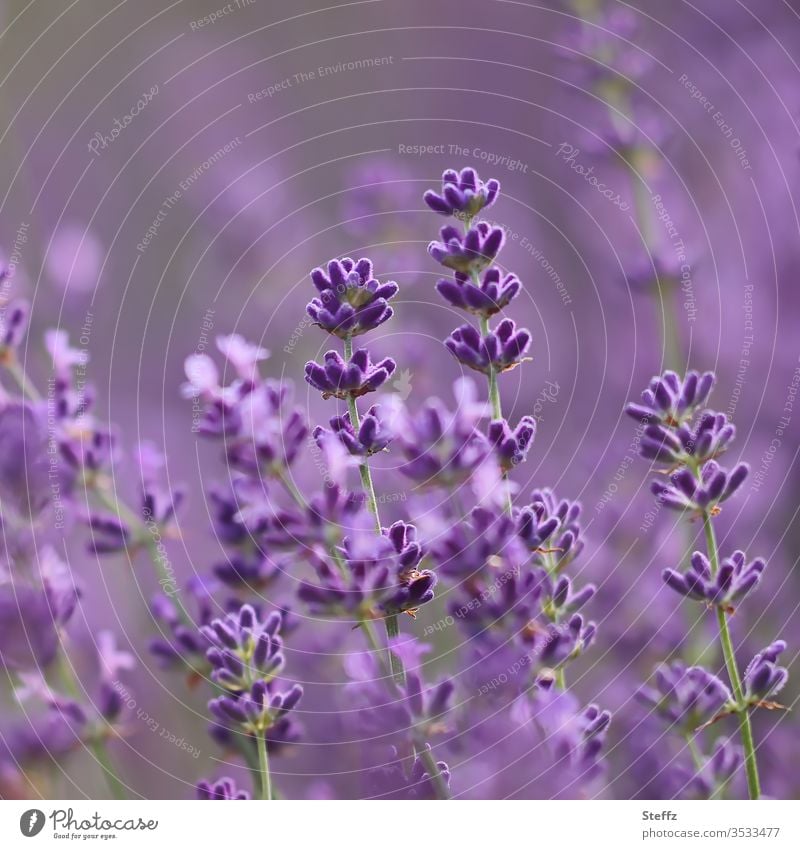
[423,167,500,219]
[196,777,251,800]
[313,403,395,457]
[428,221,505,275]
[305,348,396,400]
[445,318,531,376]
[626,369,715,426]
[639,412,736,466]
[662,550,766,610]
[307,257,398,338]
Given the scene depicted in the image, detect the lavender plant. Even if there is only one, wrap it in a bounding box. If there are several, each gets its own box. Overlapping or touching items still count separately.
[627,370,789,799]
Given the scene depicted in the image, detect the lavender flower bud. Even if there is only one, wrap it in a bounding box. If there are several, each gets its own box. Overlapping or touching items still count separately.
[436,268,521,318]
[487,416,536,472]
[196,777,251,800]
[423,167,500,218]
[428,222,505,275]
[662,550,766,610]
[445,318,531,376]
[307,257,397,338]
[743,642,789,705]
[626,370,715,426]
[313,404,395,457]
[304,348,396,400]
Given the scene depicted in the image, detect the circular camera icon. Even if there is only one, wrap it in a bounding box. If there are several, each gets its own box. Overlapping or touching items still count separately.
[19,810,46,837]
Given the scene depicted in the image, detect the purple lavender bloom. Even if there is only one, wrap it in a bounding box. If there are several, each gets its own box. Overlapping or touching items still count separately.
[487,416,536,472]
[639,412,736,466]
[680,737,743,799]
[637,663,733,732]
[0,403,53,517]
[743,642,789,705]
[428,221,505,275]
[445,318,531,376]
[305,348,396,400]
[307,257,398,339]
[209,678,303,736]
[202,605,285,691]
[541,572,597,620]
[536,614,597,673]
[373,745,451,800]
[196,777,251,800]
[396,379,490,488]
[0,299,29,350]
[662,550,766,610]
[626,370,715,426]
[299,522,436,619]
[0,585,62,670]
[516,488,584,569]
[423,167,500,219]
[96,630,136,721]
[313,403,395,457]
[436,267,521,318]
[651,460,749,514]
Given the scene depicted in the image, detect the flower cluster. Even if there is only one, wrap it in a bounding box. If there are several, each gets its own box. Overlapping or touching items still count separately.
[629,370,788,799]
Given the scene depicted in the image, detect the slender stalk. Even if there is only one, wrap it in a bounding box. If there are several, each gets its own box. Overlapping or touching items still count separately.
[701,512,761,800]
[2,354,43,401]
[416,741,451,801]
[256,730,272,800]
[55,651,127,800]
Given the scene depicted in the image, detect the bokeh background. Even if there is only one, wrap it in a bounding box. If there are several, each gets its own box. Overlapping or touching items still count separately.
[1,0,799,799]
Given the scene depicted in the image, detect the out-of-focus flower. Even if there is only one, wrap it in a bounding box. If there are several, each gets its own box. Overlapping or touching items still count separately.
[743,642,789,706]
[637,663,733,732]
[196,777,251,800]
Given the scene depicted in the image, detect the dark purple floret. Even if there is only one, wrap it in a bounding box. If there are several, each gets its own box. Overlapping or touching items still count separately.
[743,642,789,705]
[487,416,536,472]
[516,488,584,569]
[148,577,217,670]
[305,348,396,400]
[626,370,715,426]
[662,550,766,610]
[637,662,733,732]
[0,585,62,670]
[0,299,29,349]
[640,412,736,466]
[436,268,521,318]
[445,318,531,376]
[313,404,395,457]
[651,460,749,514]
[196,777,251,800]
[423,167,500,219]
[428,221,505,275]
[307,257,398,339]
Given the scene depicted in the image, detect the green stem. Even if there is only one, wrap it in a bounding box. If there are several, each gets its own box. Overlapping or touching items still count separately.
[55,651,127,800]
[702,513,761,800]
[416,739,451,800]
[256,730,272,800]
[2,355,42,401]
